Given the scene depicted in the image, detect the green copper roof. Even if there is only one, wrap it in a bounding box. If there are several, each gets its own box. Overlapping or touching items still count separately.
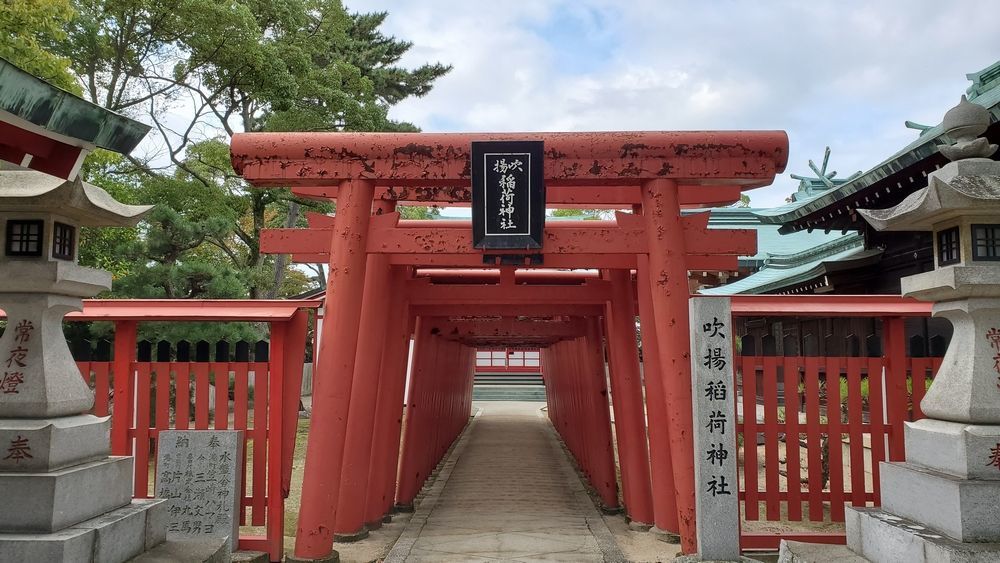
[700,232,867,295]
[697,207,849,267]
[755,59,1000,230]
[0,58,150,154]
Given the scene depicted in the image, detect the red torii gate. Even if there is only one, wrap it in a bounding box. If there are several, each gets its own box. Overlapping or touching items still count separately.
[232,131,788,561]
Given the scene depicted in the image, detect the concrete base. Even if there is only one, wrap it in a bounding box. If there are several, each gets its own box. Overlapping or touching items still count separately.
[600,503,624,515]
[127,537,228,563]
[0,499,167,563]
[777,540,867,563]
[364,518,383,531]
[627,520,653,532]
[904,419,1000,480]
[393,503,414,513]
[881,461,1000,542]
[0,456,133,532]
[285,552,340,563]
[0,414,110,472]
[333,528,369,543]
[848,507,1000,563]
[652,526,681,544]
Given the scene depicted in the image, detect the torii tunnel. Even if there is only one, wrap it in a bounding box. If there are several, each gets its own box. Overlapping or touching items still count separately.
[231,131,788,561]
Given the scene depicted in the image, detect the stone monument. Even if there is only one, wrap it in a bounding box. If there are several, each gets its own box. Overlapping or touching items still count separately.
[679,297,759,563]
[156,430,244,556]
[842,96,1000,562]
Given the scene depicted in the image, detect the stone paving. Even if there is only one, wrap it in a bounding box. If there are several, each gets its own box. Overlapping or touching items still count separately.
[385,401,626,562]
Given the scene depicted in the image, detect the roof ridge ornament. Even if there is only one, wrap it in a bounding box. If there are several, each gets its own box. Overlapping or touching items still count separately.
[787,146,862,201]
[938,95,998,161]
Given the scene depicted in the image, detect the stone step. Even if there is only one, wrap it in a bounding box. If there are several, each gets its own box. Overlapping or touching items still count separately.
[848,506,1000,563]
[880,461,1000,542]
[473,385,547,402]
[778,539,868,563]
[0,499,167,563]
[0,456,133,532]
[127,537,228,563]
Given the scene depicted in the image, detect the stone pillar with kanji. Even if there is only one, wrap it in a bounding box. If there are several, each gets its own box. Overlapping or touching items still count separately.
[846,96,1000,561]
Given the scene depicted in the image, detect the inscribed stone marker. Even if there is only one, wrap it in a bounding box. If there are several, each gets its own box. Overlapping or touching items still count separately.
[689,297,739,561]
[156,430,243,555]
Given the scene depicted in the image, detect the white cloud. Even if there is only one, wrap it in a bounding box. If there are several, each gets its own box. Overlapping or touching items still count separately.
[348,0,1000,207]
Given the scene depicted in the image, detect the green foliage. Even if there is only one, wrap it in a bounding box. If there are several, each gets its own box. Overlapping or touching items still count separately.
[59,0,450,301]
[0,0,80,93]
[4,1,447,342]
[78,151,142,279]
[398,206,442,220]
[549,208,611,219]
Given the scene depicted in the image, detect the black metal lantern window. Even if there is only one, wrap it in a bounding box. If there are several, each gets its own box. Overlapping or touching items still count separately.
[972,224,1000,261]
[5,219,44,257]
[52,222,75,260]
[937,226,961,266]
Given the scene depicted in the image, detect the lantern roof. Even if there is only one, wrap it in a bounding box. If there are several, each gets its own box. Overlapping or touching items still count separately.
[0,169,151,227]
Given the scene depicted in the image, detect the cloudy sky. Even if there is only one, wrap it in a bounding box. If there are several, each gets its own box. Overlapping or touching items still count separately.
[348,0,999,208]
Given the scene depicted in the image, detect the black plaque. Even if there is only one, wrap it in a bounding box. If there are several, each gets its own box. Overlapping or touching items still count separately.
[471,140,545,249]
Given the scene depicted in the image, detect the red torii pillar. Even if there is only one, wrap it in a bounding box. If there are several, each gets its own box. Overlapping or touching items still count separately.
[641,178,698,553]
[636,254,681,537]
[363,268,412,527]
[291,178,375,562]
[584,317,620,510]
[604,268,655,526]
[333,203,395,541]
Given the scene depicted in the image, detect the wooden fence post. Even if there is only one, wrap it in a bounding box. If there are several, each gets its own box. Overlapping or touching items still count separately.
[111,320,137,455]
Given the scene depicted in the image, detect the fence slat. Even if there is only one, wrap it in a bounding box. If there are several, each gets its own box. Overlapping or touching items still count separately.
[762,357,780,520]
[154,362,171,437]
[740,356,759,521]
[134,362,152,498]
[215,367,229,430]
[825,358,846,522]
[868,357,886,506]
[910,358,930,420]
[176,366,191,430]
[194,363,211,429]
[803,357,823,521]
[251,362,269,526]
[93,363,111,417]
[784,358,802,521]
[846,358,866,507]
[231,361,250,526]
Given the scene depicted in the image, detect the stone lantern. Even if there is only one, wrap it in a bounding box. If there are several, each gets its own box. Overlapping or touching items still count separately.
[847,96,1000,561]
[0,168,165,561]
[0,171,150,416]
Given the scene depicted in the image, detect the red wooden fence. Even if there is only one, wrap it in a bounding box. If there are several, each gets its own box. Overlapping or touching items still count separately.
[60,300,319,562]
[730,297,940,550]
